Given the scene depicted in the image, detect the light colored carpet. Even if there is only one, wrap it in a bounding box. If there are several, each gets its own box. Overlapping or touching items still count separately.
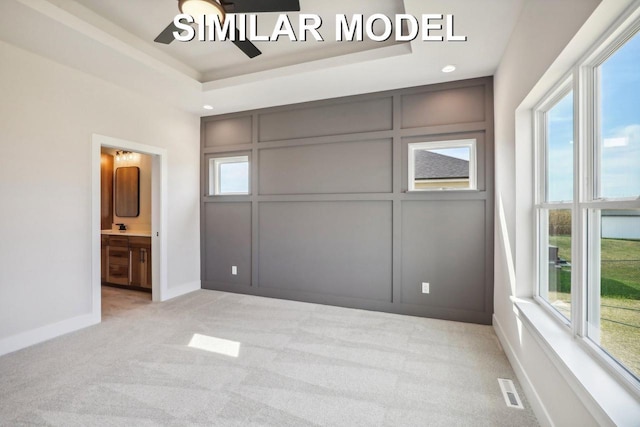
[0,289,538,426]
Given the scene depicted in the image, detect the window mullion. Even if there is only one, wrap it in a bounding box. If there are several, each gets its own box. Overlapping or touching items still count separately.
[577,61,594,339]
[537,208,549,301]
[533,109,544,206]
[592,66,601,201]
[572,70,583,336]
[586,209,602,342]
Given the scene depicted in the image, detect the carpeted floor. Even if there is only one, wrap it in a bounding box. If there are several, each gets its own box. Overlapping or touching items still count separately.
[0,289,538,426]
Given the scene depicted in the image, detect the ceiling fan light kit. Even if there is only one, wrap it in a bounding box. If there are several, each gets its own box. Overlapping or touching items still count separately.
[155,0,301,59]
[178,0,225,23]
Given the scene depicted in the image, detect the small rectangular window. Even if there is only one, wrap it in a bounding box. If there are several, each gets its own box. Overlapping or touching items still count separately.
[408,139,477,191]
[209,155,249,196]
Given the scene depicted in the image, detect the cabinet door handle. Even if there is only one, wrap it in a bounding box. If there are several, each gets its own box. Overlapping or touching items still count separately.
[129,250,132,284]
[141,248,145,263]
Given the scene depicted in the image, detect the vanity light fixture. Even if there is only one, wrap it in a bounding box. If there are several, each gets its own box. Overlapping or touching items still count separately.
[179,0,225,23]
[442,65,456,73]
[115,150,135,162]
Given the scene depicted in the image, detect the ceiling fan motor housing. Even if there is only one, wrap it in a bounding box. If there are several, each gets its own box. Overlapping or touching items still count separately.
[155,0,301,59]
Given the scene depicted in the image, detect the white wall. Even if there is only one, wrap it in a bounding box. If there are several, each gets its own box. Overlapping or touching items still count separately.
[0,40,200,343]
[491,0,637,426]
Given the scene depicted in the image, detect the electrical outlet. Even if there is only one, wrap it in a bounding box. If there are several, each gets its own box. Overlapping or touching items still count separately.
[422,282,430,294]
[232,266,238,275]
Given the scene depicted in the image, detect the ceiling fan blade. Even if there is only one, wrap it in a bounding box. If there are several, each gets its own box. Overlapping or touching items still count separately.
[220,0,300,13]
[154,19,192,44]
[232,28,262,58]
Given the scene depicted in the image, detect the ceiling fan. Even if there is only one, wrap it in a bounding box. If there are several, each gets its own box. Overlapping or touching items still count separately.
[154,0,301,58]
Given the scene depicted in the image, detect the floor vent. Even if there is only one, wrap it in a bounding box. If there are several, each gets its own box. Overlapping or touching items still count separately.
[498,378,524,409]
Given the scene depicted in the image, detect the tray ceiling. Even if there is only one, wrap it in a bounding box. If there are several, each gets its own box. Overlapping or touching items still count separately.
[0,0,525,115]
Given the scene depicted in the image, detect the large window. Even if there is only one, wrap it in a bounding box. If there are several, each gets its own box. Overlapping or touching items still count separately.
[536,26,640,385]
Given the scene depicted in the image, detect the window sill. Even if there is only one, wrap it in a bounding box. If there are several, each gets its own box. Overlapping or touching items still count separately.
[511,297,640,426]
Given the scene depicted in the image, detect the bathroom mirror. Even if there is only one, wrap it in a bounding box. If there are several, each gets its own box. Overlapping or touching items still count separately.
[115,166,140,217]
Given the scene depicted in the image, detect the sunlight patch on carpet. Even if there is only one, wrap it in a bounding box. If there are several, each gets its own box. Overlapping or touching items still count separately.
[188,334,241,358]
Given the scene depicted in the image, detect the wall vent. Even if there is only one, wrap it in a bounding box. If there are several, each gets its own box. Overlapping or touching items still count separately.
[497,378,524,409]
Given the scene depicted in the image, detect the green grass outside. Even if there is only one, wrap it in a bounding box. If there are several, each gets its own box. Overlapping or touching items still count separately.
[549,235,640,299]
[546,236,640,378]
[548,291,640,378]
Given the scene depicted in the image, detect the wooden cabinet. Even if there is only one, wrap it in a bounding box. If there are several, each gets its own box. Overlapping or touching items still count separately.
[129,237,151,289]
[102,235,152,291]
[101,235,108,282]
[107,236,130,286]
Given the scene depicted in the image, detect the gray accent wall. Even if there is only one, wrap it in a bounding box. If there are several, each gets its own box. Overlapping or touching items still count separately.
[259,201,392,301]
[201,77,495,324]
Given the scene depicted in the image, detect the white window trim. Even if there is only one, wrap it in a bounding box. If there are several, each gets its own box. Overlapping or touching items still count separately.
[533,79,576,327]
[533,5,640,399]
[407,139,477,192]
[209,155,250,196]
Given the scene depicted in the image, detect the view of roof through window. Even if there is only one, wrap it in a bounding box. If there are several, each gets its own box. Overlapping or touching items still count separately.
[413,147,471,189]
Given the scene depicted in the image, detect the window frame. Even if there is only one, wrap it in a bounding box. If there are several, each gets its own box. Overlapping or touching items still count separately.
[407,139,477,192]
[208,154,250,196]
[534,79,576,326]
[534,13,640,394]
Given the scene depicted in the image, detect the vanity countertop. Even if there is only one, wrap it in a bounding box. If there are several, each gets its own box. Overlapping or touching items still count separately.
[101,230,152,237]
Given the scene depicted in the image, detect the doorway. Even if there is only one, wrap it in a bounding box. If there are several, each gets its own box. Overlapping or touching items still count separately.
[101,147,152,316]
[91,134,168,322]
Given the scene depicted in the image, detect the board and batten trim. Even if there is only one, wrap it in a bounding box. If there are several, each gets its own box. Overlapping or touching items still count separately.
[201,77,494,324]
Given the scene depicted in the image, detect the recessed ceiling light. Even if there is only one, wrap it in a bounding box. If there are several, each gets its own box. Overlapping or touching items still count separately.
[203,105,214,110]
[442,65,456,73]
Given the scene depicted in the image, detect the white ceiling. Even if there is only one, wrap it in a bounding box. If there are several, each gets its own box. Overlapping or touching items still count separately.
[0,0,525,116]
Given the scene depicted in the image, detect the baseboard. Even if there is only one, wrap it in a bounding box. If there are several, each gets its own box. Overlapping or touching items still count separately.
[0,313,99,357]
[162,280,201,301]
[493,314,553,427]
[0,280,200,357]
[202,280,493,325]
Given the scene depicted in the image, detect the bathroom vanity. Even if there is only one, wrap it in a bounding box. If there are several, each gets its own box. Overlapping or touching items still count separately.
[101,231,152,291]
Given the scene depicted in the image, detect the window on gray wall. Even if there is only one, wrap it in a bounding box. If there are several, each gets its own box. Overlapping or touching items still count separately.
[408,139,477,191]
[209,155,249,195]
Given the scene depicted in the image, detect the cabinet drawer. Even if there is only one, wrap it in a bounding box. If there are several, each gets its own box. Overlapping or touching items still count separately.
[129,236,151,248]
[108,236,129,247]
[108,247,129,265]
